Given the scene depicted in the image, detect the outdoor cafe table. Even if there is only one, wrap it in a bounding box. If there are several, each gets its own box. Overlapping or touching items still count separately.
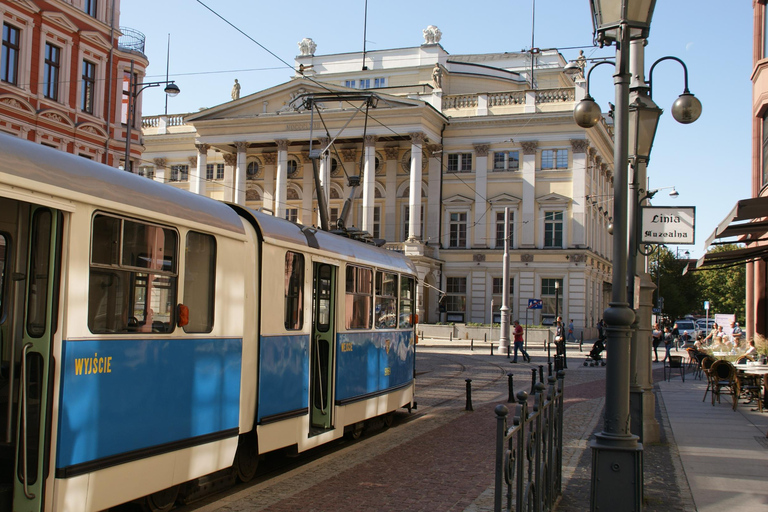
[738,364,768,410]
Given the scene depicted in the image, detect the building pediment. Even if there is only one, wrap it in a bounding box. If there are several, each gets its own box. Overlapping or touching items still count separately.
[187,79,428,123]
[536,192,572,206]
[0,94,34,114]
[76,122,108,138]
[11,1,40,13]
[489,193,521,206]
[442,194,474,205]
[80,31,111,50]
[42,12,79,32]
[38,109,74,128]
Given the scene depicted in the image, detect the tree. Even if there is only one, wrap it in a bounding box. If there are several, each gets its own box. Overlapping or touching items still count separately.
[694,244,747,324]
[650,246,699,322]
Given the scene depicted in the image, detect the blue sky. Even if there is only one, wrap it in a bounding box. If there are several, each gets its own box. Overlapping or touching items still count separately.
[120,1,754,259]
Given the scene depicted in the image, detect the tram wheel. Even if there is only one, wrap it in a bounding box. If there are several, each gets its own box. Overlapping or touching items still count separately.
[233,432,259,483]
[345,421,365,440]
[382,412,394,429]
[144,485,179,512]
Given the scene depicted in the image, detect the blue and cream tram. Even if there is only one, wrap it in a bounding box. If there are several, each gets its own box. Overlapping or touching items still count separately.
[0,133,417,511]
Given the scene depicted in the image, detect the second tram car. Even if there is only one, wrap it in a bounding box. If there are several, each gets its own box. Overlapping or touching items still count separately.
[0,133,417,511]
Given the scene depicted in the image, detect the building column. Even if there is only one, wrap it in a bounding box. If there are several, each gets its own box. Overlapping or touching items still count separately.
[362,135,378,234]
[301,151,313,226]
[384,146,399,241]
[275,139,289,218]
[222,153,236,202]
[520,141,538,248]
[318,137,331,227]
[192,144,209,197]
[408,132,425,241]
[426,144,442,245]
[262,152,276,214]
[571,139,589,247]
[473,144,489,247]
[234,142,248,206]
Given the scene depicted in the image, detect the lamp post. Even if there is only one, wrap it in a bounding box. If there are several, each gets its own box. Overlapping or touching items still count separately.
[123,60,180,172]
[574,2,657,510]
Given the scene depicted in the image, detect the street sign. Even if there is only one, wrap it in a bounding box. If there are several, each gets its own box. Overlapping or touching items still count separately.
[641,206,695,245]
[528,299,543,309]
[704,300,710,311]
[652,307,661,314]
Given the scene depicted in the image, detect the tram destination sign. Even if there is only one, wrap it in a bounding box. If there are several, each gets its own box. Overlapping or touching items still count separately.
[641,206,695,245]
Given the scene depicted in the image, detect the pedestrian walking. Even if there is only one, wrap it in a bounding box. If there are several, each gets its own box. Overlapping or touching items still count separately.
[663,327,673,362]
[512,320,530,363]
[652,323,662,362]
[567,319,576,342]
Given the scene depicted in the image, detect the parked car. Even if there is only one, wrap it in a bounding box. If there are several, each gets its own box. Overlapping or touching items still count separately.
[673,319,697,348]
[695,318,715,339]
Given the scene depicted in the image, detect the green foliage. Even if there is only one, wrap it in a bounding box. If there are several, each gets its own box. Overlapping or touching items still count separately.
[650,244,746,324]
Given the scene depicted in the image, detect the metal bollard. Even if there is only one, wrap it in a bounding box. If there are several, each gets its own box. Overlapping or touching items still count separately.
[471,338,474,351]
[507,343,510,359]
[531,368,537,394]
[507,373,515,403]
[465,379,473,411]
[490,343,494,356]
[539,365,544,383]
[450,332,453,342]
[548,361,553,377]
[484,333,487,343]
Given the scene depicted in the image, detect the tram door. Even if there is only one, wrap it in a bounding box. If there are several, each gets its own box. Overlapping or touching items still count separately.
[310,263,336,430]
[0,199,59,512]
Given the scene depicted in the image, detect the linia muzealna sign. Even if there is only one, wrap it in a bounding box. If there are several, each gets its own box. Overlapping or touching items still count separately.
[641,206,695,245]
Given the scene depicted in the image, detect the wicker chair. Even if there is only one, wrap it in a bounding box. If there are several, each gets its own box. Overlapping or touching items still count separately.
[735,356,763,412]
[710,360,739,410]
[664,355,685,382]
[701,356,716,401]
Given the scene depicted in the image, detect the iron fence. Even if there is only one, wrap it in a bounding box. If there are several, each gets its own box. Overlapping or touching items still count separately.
[494,371,565,511]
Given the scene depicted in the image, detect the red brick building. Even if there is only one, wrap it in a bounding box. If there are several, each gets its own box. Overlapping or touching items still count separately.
[0,0,148,167]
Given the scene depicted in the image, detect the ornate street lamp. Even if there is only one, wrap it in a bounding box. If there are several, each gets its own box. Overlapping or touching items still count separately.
[123,60,180,172]
[589,0,657,46]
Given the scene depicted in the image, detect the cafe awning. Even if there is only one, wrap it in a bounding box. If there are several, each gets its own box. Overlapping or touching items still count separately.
[689,196,768,272]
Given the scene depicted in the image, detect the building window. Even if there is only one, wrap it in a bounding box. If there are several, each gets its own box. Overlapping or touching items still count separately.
[359,78,370,89]
[284,251,304,330]
[495,210,514,248]
[216,163,225,180]
[403,205,424,242]
[121,70,135,125]
[447,153,472,173]
[44,43,61,100]
[285,208,298,223]
[541,278,563,320]
[344,79,356,88]
[85,0,98,17]
[138,166,154,179]
[169,165,188,182]
[544,211,564,247]
[246,160,260,180]
[449,212,467,248]
[287,158,298,177]
[208,163,225,180]
[541,149,568,170]
[81,60,96,114]
[1,24,20,85]
[445,277,466,322]
[492,277,514,323]
[374,77,386,88]
[372,206,381,238]
[346,265,373,329]
[493,151,519,171]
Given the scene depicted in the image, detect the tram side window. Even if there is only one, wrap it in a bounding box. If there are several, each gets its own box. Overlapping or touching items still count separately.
[183,232,216,333]
[27,210,52,338]
[375,271,397,329]
[284,251,304,330]
[399,276,415,328]
[88,214,178,334]
[346,265,372,330]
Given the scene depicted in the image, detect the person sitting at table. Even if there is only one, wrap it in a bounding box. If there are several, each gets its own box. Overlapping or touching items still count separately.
[694,336,706,351]
[745,340,758,357]
[704,323,718,345]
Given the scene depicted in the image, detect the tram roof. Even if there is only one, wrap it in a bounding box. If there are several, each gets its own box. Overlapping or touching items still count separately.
[234,206,417,275]
[0,133,244,235]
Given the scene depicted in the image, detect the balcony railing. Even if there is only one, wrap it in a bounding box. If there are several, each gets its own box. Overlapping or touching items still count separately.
[118,27,145,54]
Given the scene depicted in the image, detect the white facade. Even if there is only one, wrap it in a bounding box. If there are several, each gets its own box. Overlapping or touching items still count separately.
[140,29,615,333]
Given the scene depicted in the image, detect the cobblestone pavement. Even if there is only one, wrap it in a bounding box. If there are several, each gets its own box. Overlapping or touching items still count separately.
[181,343,691,512]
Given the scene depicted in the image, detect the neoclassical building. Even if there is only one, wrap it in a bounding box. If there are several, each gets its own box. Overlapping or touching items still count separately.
[140,28,616,330]
[0,0,153,167]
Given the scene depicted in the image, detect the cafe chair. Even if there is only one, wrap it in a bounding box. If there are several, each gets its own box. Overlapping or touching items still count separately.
[701,356,716,401]
[664,355,685,382]
[710,360,739,410]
